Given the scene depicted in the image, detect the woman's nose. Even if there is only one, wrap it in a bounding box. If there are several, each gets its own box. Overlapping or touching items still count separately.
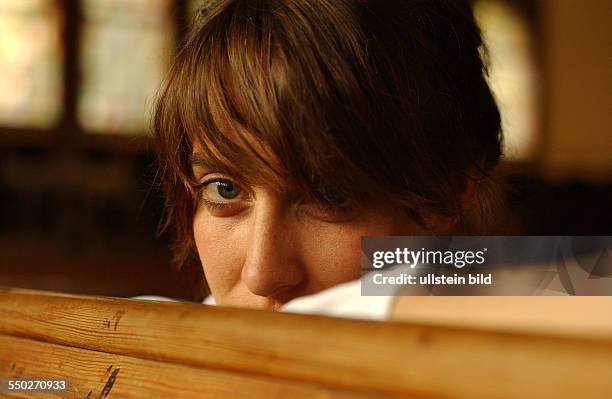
[241,197,305,298]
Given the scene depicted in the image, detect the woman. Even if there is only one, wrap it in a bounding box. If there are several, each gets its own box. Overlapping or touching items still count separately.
[152,0,502,315]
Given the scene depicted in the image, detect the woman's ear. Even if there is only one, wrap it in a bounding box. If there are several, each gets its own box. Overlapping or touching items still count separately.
[420,165,483,234]
[420,210,456,235]
[453,166,482,211]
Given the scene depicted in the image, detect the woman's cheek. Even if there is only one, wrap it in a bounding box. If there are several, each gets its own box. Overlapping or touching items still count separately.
[193,210,246,297]
[297,224,364,290]
[299,209,422,289]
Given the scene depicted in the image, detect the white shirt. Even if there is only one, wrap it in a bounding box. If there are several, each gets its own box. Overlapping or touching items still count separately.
[133,269,405,321]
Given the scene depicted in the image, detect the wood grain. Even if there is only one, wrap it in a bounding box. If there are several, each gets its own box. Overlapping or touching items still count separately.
[1,287,611,399]
[391,296,612,337]
[0,334,391,399]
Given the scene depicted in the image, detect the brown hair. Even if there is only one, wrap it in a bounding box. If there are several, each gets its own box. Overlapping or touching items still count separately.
[153,0,503,286]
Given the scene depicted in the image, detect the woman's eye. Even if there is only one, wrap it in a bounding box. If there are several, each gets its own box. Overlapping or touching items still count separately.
[321,189,348,207]
[196,177,248,217]
[202,179,242,202]
[300,189,356,222]
[300,201,356,223]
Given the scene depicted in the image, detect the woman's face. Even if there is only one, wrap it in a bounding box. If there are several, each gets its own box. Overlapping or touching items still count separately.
[191,150,430,310]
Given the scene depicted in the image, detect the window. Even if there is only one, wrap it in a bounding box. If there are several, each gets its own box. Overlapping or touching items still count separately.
[79,0,175,134]
[0,0,63,128]
[0,0,182,138]
[474,0,541,161]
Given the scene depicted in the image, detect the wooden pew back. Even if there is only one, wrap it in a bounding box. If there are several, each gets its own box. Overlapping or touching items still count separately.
[1,287,611,398]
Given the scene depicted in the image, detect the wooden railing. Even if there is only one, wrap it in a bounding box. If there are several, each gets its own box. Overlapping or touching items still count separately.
[0,287,611,398]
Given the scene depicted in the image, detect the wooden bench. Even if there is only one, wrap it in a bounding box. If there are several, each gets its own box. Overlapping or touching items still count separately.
[1,287,611,398]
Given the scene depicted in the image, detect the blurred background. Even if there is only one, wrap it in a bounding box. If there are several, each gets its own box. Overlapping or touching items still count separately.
[0,0,610,301]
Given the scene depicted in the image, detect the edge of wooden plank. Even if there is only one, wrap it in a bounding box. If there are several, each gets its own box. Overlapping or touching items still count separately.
[0,334,392,399]
[1,287,611,399]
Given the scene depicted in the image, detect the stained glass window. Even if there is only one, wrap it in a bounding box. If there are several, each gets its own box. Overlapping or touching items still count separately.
[0,0,63,128]
[78,0,175,135]
[474,0,540,161]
